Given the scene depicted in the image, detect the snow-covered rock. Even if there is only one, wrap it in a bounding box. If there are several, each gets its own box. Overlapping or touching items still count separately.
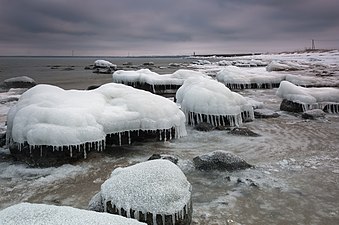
[94,59,117,69]
[176,77,254,127]
[0,202,146,225]
[302,109,326,120]
[216,66,284,89]
[148,153,179,164]
[100,159,192,225]
[6,83,186,166]
[193,150,253,171]
[276,81,339,112]
[254,108,280,118]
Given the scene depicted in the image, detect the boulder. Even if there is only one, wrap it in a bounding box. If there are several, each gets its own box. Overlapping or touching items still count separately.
[279,99,304,113]
[194,122,214,131]
[230,127,260,137]
[3,76,36,89]
[193,150,253,171]
[302,109,326,119]
[254,108,280,119]
[99,160,192,225]
[88,191,104,212]
[148,153,178,164]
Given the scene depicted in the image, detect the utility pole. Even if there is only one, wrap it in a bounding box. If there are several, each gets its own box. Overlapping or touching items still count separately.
[311,39,315,50]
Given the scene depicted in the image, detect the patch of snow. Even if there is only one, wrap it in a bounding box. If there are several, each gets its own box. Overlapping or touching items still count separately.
[94,60,117,69]
[0,202,146,225]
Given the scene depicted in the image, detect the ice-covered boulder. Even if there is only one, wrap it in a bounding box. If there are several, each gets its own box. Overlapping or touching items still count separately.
[176,77,254,127]
[94,59,117,69]
[2,76,36,89]
[216,66,285,89]
[112,69,207,97]
[276,81,339,113]
[99,159,192,225]
[193,150,253,171]
[0,202,146,225]
[6,83,186,166]
[302,109,326,120]
[254,108,280,118]
[148,153,179,164]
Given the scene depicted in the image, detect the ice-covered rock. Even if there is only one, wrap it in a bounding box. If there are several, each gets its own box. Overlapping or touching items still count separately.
[216,66,284,89]
[2,76,36,89]
[193,150,253,171]
[112,69,208,97]
[100,159,192,225]
[0,202,146,225]
[254,108,280,118]
[176,77,254,127]
[94,59,117,69]
[88,191,104,212]
[6,83,186,166]
[276,81,339,112]
[229,127,260,137]
[302,109,326,120]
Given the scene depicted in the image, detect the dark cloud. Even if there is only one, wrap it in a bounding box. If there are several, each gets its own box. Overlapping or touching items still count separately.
[0,0,338,55]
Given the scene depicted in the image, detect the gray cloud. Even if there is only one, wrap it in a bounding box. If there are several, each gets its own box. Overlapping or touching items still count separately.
[0,0,338,55]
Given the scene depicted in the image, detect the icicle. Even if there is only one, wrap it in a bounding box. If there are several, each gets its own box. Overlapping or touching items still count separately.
[162,214,165,225]
[126,207,131,218]
[40,147,43,157]
[152,213,157,225]
[164,129,167,142]
[134,211,139,220]
[128,131,131,145]
[70,148,73,157]
[172,213,176,225]
[169,128,172,140]
[103,201,107,212]
[83,149,87,159]
[159,130,162,141]
[118,132,122,146]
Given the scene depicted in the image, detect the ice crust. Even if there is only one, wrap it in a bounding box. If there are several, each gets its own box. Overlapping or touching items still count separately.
[113,69,208,86]
[101,159,192,223]
[6,83,187,148]
[176,77,254,126]
[0,202,146,225]
[277,81,339,111]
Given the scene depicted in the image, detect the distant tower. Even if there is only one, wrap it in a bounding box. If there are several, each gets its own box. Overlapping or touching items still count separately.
[311,40,316,50]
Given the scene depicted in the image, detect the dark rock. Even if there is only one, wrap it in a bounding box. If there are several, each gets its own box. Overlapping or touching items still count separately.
[302,109,326,119]
[194,122,215,131]
[87,85,101,90]
[3,76,36,89]
[0,131,6,147]
[88,191,104,212]
[193,150,253,171]
[254,108,280,118]
[280,99,304,113]
[148,153,178,164]
[230,127,260,137]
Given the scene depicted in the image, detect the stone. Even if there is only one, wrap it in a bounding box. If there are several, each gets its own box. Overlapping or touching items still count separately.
[280,99,304,113]
[302,109,326,119]
[88,191,104,212]
[194,122,214,131]
[0,131,6,147]
[230,127,260,137]
[254,108,280,118]
[193,150,253,171]
[148,153,179,164]
[3,76,36,89]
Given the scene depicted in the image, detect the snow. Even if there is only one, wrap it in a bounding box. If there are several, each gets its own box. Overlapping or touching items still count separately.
[0,202,146,225]
[101,159,191,222]
[176,77,254,126]
[6,83,186,149]
[266,60,308,72]
[113,69,208,86]
[94,60,117,69]
[276,81,339,104]
[216,66,285,89]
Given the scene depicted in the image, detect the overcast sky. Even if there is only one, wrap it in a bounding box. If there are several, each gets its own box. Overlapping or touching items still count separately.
[0,0,338,56]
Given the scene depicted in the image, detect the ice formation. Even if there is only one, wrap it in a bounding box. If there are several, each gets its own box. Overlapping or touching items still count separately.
[266,60,308,72]
[276,81,339,112]
[101,159,192,225]
[112,69,208,94]
[216,66,285,89]
[176,77,254,127]
[94,59,117,69]
[6,83,187,157]
[0,202,146,225]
